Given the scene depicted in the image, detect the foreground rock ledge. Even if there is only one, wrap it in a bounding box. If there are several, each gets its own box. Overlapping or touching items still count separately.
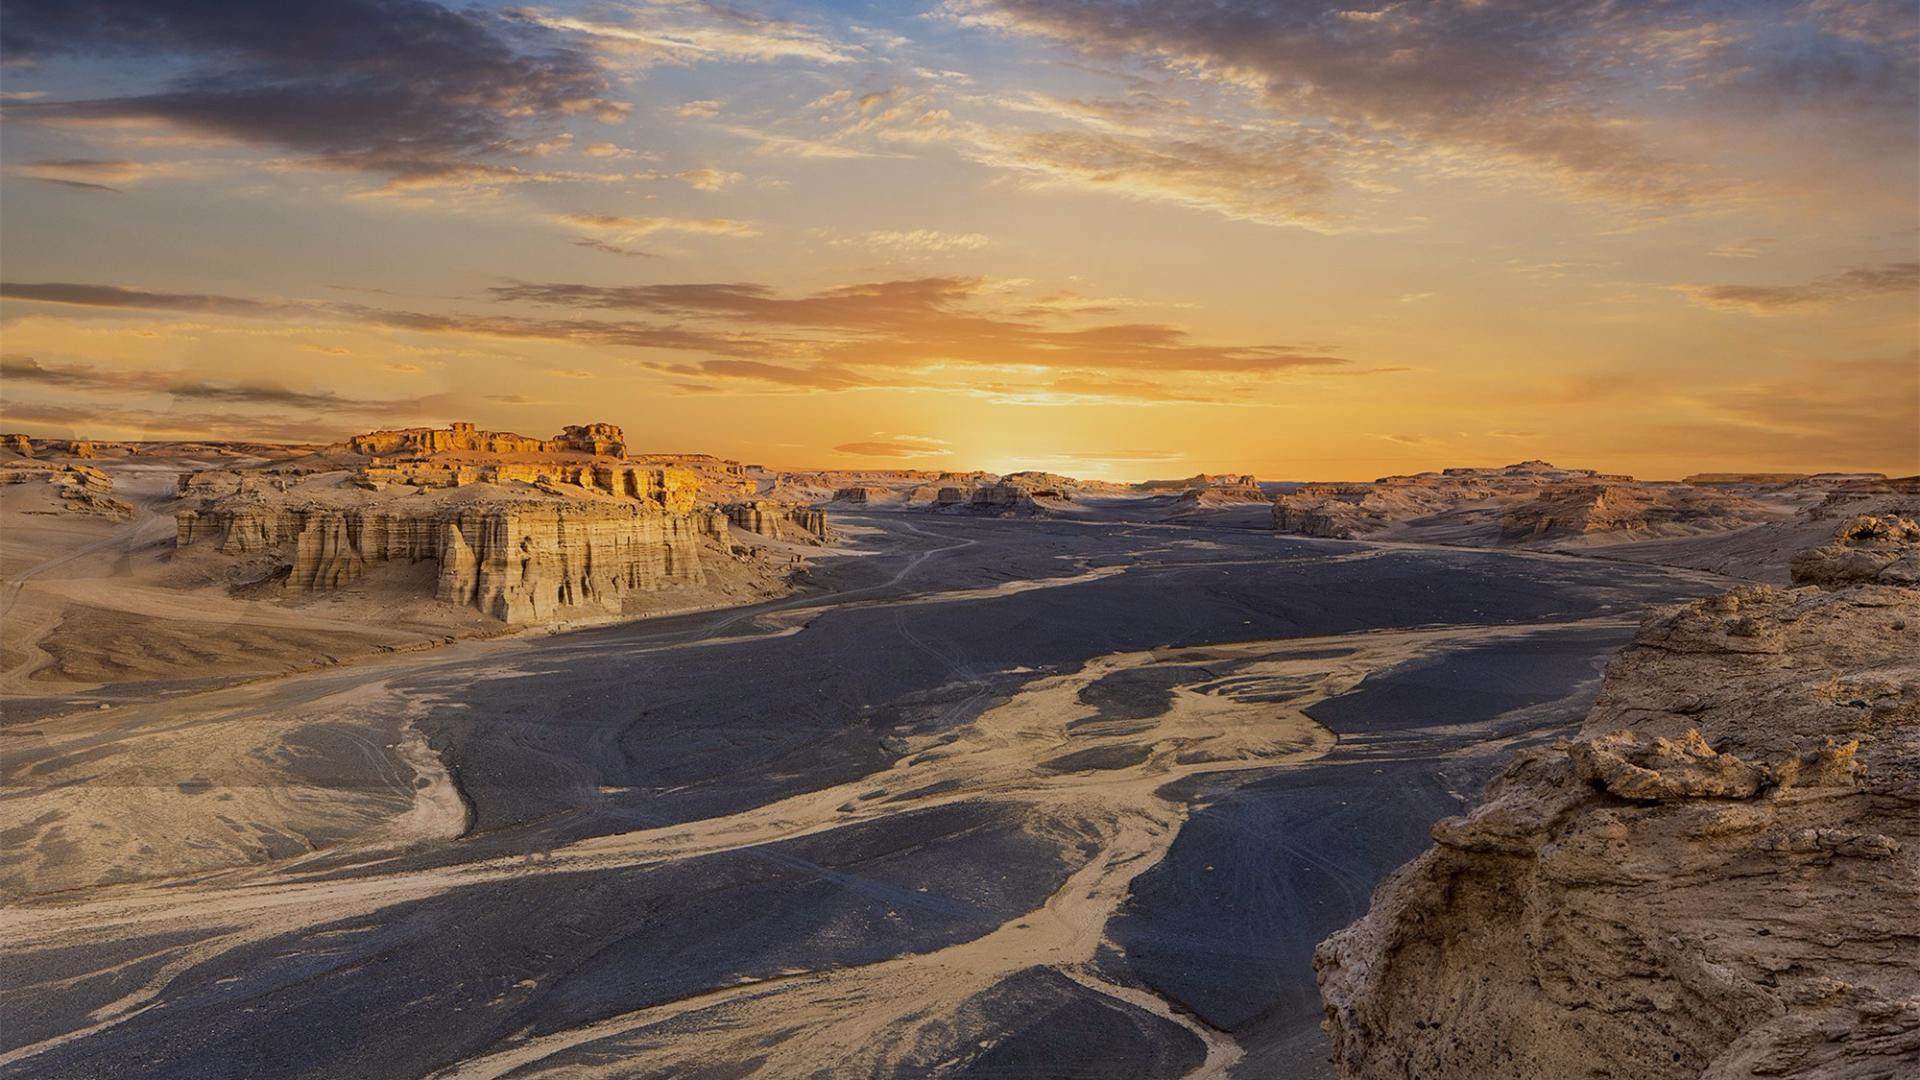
[1314,560,1919,1077]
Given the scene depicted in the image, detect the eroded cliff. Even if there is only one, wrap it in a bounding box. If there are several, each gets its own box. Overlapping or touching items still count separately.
[169,422,822,626]
[1314,521,1920,1079]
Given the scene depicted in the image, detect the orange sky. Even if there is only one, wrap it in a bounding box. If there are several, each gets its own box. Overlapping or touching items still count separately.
[1,0,1916,479]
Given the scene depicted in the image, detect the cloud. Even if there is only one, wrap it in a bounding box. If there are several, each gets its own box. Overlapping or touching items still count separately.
[1,0,620,186]
[1677,262,1920,313]
[571,238,659,258]
[676,167,743,191]
[8,158,179,191]
[1708,237,1778,258]
[822,229,992,255]
[488,276,1352,373]
[0,280,775,357]
[0,354,426,413]
[520,8,856,67]
[556,213,761,239]
[0,281,305,317]
[943,0,1919,219]
[3,276,1371,399]
[833,435,952,458]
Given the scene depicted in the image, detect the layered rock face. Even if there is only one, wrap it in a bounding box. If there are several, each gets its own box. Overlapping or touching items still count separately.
[1273,461,1783,546]
[1,461,130,518]
[1,434,101,460]
[360,460,699,513]
[434,503,705,622]
[1315,535,1920,1078]
[970,482,1057,513]
[346,421,626,458]
[722,500,829,542]
[1138,472,1262,493]
[1498,482,1768,543]
[179,500,706,623]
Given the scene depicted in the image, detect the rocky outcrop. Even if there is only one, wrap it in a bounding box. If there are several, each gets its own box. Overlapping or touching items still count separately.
[1,461,130,517]
[359,460,699,513]
[1273,462,1779,547]
[1498,482,1768,543]
[1315,580,1920,1079]
[970,482,1054,513]
[346,421,626,458]
[433,504,705,623]
[722,500,829,542]
[1138,473,1261,493]
[179,498,709,623]
[0,435,100,460]
[1790,515,1920,589]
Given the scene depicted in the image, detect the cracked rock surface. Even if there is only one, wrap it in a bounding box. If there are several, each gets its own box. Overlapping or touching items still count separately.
[1316,573,1920,1079]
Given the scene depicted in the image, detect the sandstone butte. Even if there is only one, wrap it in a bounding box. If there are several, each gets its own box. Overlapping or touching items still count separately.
[1314,515,1920,1079]
[173,422,828,624]
[1269,460,1914,550]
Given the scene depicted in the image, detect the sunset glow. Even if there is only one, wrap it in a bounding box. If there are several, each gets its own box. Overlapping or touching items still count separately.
[3,0,1915,478]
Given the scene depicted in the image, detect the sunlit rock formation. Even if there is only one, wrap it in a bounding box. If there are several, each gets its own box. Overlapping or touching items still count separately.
[1273,461,1785,546]
[1315,525,1920,1079]
[1789,515,1920,590]
[169,422,816,625]
[0,460,130,518]
[346,421,626,457]
[723,500,829,542]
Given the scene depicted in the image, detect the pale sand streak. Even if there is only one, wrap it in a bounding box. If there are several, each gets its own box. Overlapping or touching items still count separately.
[3,597,1625,1074]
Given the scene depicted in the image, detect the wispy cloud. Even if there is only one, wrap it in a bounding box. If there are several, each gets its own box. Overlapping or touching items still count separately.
[833,434,952,458]
[555,213,761,240]
[1677,262,1920,313]
[676,167,743,191]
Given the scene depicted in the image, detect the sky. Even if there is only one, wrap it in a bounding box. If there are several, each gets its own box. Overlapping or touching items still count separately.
[0,0,1915,480]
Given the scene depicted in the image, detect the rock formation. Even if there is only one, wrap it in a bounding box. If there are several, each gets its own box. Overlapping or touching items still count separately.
[722,500,829,543]
[346,421,626,458]
[359,460,700,513]
[0,461,131,517]
[1314,530,1920,1078]
[1273,461,1780,547]
[0,434,101,460]
[1497,482,1769,543]
[1138,473,1262,493]
[433,503,706,622]
[1789,515,1920,589]
[166,422,827,625]
[178,497,709,623]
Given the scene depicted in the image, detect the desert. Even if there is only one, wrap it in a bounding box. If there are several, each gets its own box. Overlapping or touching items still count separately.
[4,1,1918,1076]
[4,417,1916,1078]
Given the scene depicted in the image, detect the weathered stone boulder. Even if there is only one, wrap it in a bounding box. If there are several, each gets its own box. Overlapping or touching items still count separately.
[1790,514,1920,589]
[1315,581,1920,1079]
[1,461,130,517]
